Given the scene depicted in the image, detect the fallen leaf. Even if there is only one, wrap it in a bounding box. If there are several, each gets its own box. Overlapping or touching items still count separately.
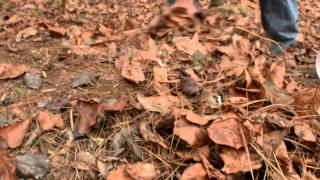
[0,119,31,148]
[207,113,245,149]
[263,76,294,104]
[270,61,285,88]
[180,163,208,180]
[173,109,208,126]
[0,151,16,180]
[107,165,133,180]
[199,154,225,180]
[72,97,126,135]
[137,94,180,114]
[0,64,28,80]
[72,71,93,88]
[37,111,65,131]
[121,59,145,83]
[220,148,262,174]
[140,122,168,149]
[47,26,67,36]
[125,162,160,180]
[176,145,209,161]
[153,66,168,83]
[16,27,37,41]
[0,15,21,26]
[294,122,316,142]
[173,36,207,56]
[173,118,208,147]
[75,151,96,170]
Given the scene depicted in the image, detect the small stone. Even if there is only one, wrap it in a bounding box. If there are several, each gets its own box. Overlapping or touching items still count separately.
[16,154,49,179]
[23,73,42,89]
[72,71,93,88]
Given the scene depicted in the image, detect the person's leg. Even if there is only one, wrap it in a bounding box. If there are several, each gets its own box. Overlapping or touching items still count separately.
[260,0,299,51]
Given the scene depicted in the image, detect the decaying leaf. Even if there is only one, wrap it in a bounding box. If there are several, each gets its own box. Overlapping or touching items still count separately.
[294,122,316,142]
[140,122,168,149]
[125,162,160,180]
[0,119,31,148]
[176,145,210,162]
[16,27,37,41]
[72,97,127,135]
[207,113,244,149]
[180,68,201,96]
[137,94,180,114]
[0,64,28,80]
[173,35,207,56]
[220,148,262,174]
[270,61,285,89]
[75,151,96,170]
[173,118,208,147]
[38,111,65,131]
[263,76,294,104]
[0,151,16,180]
[121,59,145,83]
[153,66,168,83]
[180,163,208,180]
[173,109,208,126]
[107,165,132,180]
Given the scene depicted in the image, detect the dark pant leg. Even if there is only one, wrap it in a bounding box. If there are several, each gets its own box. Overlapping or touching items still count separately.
[260,0,299,44]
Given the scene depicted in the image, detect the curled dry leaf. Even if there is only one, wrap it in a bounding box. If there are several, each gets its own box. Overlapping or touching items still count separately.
[107,165,132,180]
[176,145,210,162]
[121,59,145,83]
[173,108,208,126]
[207,113,244,149]
[0,119,31,148]
[173,118,208,147]
[180,163,208,180]
[153,66,168,83]
[173,35,207,56]
[37,111,65,131]
[0,151,16,180]
[140,122,168,149]
[125,162,160,180]
[294,122,316,142]
[220,148,262,174]
[0,64,28,80]
[72,97,127,135]
[270,61,285,89]
[137,94,180,114]
[199,154,225,180]
[16,27,37,41]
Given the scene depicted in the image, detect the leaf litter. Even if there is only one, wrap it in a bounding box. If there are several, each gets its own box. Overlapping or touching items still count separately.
[0,0,320,179]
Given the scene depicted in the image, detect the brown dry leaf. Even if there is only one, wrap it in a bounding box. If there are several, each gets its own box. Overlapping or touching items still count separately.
[0,119,31,148]
[220,148,262,174]
[263,76,294,104]
[137,94,180,114]
[173,35,207,56]
[16,27,37,41]
[47,26,67,36]
[37,111,65,131]
[73,99,103,135]
[140,122,168,149]
[270,61,285,88]
[180,163,208,180]
[121,59,145,83]
[207,113,244,149]
[294,87,317,106]
[75,151,96,170]
[176,145,210,162]
[0,15,21,26]
[219,56,247,77]
[125,162,160,180]
[73,97,127,134]
[153,66,168,83]
[199,154,225,180]
[173,109,208,126]
[107,165,133,180]
[173,118,208,147]
[0,151,16,180]
[0,64,28,80]
[294,122,316,142]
